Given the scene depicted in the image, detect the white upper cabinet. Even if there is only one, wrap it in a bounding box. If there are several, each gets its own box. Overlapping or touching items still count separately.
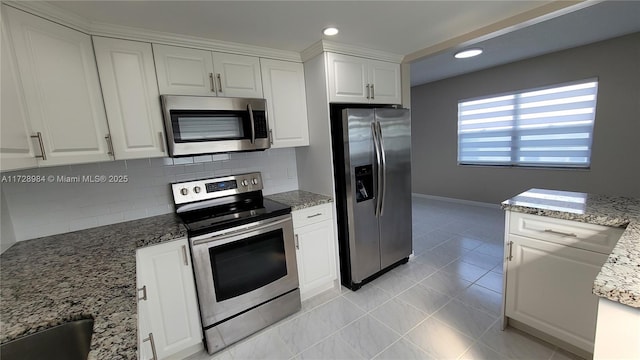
[327,53,369,103]
[153,44,263,98]
[260,59,309,148]
[211,52,263,98]
[153,45,214,96]
[368,59,402,105]
[0,16,37,171]
[93,37,167,159]
[327,53,401,104]
[3,5,112,167]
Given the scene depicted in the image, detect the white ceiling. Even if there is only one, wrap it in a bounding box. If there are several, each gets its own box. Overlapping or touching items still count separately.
[410,0,640,85]
[46,1,640,87]
[50,1,549,55]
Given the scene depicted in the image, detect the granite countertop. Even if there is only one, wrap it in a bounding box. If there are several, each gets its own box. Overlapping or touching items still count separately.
[266,190,333,211]
[502,188,640,308]
[0,213,186,359]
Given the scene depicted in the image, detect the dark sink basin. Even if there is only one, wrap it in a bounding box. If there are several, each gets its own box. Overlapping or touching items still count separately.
[0,319,94,360]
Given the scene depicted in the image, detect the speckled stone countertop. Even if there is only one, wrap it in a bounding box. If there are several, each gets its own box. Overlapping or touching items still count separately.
[0,213,186,359]
[502,188,640,308]
[266,190,333,211]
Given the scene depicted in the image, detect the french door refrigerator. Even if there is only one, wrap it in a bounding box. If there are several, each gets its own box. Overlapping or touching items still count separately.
[330,104,412,290]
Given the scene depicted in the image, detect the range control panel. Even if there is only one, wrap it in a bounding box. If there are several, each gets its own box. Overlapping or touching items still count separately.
[171,172,263,205]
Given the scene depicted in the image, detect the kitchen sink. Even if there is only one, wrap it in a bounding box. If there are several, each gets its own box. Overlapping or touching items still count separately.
[0,318,94,360]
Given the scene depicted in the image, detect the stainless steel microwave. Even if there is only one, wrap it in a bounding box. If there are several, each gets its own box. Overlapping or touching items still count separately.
[161,95,270,156]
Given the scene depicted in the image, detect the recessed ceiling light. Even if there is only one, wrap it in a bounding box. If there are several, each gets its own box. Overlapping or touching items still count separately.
[323,27,339,36]
[454,48,483,59]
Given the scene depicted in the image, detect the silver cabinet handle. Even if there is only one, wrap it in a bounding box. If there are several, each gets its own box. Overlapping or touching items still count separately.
[158,132,165,153]
[247,104,255,144]
[370,84,375,99]
[209,73,215,92]
[295,234,299,250]
[142,333,158,360]
[30,132,47,160]
[269,129,274,145]
[105,134,115,157]
[181,245,189,266]
[307,213,322,219]
[507,241,514,261]
[138,285,147,301]
[217,73,223,93]
[366,84,371,99]
[544,229,578,237]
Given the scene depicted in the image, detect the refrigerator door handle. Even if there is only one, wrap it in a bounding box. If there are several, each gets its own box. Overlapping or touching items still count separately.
[371,121,382,216]
[376,121,387,216]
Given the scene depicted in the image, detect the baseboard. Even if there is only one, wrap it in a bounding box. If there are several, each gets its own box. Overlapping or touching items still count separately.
[412,193,500,209]
[508,318,593,360]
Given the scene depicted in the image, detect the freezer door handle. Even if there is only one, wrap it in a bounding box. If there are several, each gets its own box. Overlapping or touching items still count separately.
[371,122,381,216]
[376,121,387,216]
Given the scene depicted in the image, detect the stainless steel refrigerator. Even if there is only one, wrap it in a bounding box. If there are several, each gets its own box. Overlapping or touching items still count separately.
[330,105,412,290]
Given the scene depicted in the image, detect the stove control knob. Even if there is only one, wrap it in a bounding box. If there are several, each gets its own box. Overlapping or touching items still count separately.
[180,188,189,196]
[241,179,249,187]
[251,178,259,185]
[193,186,201,194]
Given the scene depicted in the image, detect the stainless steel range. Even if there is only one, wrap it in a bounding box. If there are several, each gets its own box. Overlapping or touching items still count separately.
[172,172,301,354]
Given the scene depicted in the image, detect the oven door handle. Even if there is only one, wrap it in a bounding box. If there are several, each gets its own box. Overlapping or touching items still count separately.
[191,215,291,246]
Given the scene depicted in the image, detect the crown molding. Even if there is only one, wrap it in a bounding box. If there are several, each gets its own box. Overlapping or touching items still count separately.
[89,22,301,62]
[3,1,91,33]
[301,40,404,63]
[2,1,301,62]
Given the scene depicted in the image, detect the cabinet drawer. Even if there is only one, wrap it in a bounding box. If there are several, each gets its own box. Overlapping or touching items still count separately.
[509,212,624,254]
[293,203,332,228]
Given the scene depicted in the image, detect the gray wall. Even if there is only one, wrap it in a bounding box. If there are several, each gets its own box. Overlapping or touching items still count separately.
[411,32,640,204]
[1,191,16,254]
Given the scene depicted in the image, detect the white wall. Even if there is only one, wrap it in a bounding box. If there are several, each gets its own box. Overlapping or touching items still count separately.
[0,148,298,242]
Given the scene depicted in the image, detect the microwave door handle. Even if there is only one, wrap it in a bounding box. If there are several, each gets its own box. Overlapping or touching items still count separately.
[247,104,256,144]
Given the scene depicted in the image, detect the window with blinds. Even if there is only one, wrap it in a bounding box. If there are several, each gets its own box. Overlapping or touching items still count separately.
[457,79,598,168]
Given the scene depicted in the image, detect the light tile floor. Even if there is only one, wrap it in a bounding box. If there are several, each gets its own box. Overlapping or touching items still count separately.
[187,197,583,360]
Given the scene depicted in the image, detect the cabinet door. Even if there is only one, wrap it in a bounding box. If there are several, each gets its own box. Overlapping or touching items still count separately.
[137,239,202,359]
[4,6,111,166]
[153,44,215,96]
[505,234,608,352]
[211,52,263,98]
[137,256,155,360]
[368,59,401,105]
[326,53,368,103]
[0,17,37,171]
[260,59,309,148]
[93,37,167,159]
[295,220,337,300]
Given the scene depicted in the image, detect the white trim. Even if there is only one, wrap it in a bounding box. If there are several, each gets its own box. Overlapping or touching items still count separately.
[301,40,403,63]
[4,1,91,33]
[412,192,501,209]
[4,1,301,62]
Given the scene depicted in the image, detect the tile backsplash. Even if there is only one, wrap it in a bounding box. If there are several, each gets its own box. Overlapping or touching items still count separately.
[0,148,298,242]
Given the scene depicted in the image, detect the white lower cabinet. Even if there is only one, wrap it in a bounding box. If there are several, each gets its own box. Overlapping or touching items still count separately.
[292,203,337,301]
[504,212,622,356]
[136,238,202,360]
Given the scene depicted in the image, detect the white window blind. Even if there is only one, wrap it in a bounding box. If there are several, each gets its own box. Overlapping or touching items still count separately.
[458,79,598,168]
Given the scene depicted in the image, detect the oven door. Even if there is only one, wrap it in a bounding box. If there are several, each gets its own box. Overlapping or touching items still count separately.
[190,214,298,327]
